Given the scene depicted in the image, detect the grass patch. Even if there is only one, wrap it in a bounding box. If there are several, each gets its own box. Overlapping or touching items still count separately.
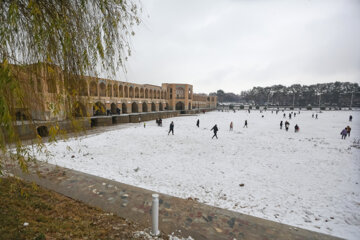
[0,177,160,239]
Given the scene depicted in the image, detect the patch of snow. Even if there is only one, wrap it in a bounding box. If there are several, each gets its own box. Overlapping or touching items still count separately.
[133,230,193,240]
[35,111,360,240]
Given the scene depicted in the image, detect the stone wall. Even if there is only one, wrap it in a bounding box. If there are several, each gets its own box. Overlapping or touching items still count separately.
[5,118,91,141]
[7,111,181,141]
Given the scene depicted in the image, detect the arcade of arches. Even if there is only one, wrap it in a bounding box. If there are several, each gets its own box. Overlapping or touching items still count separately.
[79,81,217,118]
[12,63,217,121]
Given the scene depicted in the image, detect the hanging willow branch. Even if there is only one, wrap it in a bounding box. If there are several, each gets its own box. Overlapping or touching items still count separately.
[0,0,141,74]
[0,0,142,173]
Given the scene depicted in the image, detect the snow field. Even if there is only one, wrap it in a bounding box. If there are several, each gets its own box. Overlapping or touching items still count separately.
[36,110,360,239]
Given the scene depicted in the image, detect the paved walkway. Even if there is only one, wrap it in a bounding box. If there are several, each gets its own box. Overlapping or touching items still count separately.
[6,161,342,240]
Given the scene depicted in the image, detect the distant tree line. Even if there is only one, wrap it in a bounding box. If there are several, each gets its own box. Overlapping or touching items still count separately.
[210,82,360,107]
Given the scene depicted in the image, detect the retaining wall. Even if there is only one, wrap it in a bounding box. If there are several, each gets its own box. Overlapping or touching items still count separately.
[5,118,91,141]
[6,109,211,141]
[112,115,130,124]
[90,117,113,127]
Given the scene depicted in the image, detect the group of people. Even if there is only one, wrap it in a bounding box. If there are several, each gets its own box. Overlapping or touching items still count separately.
[156,118,163,127]
[279,120,299,132]
[230,120,247,131]
[340,126,351,139]
[166,113,354,140]
[104,108,121,116]
[283,112,298,119]
[340,115,353,139]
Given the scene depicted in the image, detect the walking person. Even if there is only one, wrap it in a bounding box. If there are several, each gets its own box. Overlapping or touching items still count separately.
[280,120,283,129]
[349,115,353,122]
[285,121,290,131]
[168,121,174,135]
[211,124,219,139]
[243,120,248,128]
[315,114,318,119]
[346,126,351,137]
[294,124,299,132]
[230,122,233,131]
[341,128,347,139]
[196,119,200,128]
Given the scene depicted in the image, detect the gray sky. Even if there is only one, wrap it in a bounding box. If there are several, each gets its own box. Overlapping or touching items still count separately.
[117,0,360,94]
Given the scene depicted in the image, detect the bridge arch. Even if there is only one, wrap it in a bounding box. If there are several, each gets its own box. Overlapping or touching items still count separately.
[90,81,97,96]
[142,102,148,112]
[99,82,106,97]
[122,103,127,113]
[176,101,184,110]
[93,101,106,115]
[132,102,138,113]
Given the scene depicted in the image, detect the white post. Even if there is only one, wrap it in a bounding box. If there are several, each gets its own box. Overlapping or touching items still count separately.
[151,194,160,236]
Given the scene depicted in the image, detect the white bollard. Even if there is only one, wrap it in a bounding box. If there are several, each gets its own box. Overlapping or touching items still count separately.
[151,193,160,236]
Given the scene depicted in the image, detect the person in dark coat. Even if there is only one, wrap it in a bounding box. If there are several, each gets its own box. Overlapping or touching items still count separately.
[280,120,283,129]
[211,124,219,139]
[196,119,200,128]
[168,121,174,135]
[294,124,299,132]
[349,115,353,122]
[285,121,290,131]
[346,126,351,137]
[243,120,248,128]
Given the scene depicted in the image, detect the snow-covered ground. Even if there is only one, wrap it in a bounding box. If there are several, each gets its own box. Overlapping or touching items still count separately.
[36,110,360,240]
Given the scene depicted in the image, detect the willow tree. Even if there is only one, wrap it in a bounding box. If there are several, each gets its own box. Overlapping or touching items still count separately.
[0,0,141,173]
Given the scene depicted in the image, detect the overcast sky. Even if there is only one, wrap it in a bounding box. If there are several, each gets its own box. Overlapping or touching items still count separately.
[116,0,360,94]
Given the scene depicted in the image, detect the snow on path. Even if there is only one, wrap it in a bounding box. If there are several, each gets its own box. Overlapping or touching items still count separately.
[36,110,360,240]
